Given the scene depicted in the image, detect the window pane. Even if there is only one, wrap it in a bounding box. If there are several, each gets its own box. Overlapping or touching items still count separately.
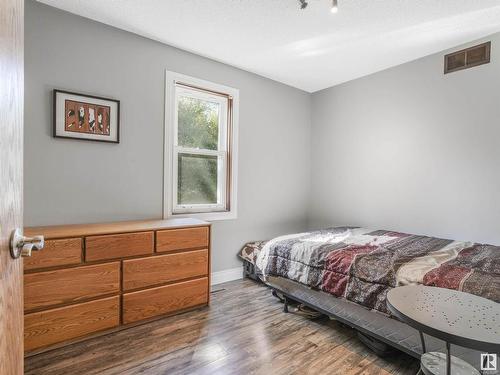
[178,96,219,150]
[178,153,218,205]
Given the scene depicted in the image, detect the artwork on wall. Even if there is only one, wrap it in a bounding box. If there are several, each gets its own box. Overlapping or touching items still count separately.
[53,89,120,143]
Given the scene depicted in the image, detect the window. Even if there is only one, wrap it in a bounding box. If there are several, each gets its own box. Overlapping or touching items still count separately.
[164,71,238,220]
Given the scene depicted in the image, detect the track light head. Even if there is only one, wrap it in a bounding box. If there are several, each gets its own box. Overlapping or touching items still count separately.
[331,0,338,13]
[298,0,339,13]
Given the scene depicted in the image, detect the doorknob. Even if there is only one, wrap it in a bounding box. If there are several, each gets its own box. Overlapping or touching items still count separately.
[10,228,44,259]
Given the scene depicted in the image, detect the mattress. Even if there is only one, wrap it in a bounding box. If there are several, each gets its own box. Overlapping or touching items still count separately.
[240,227,500,314]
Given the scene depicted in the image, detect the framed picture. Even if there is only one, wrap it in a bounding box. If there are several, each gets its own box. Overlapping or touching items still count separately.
[53,89,120,143]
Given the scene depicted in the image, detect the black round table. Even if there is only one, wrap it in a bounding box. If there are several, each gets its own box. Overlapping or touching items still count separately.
[387,285,500,375]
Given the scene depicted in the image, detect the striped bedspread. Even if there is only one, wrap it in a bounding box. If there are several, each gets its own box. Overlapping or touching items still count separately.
[254,227,500,314]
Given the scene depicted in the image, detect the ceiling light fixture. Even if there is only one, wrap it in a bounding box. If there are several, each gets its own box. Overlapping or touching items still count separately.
[331,0,338,13]
[298,0,339,13]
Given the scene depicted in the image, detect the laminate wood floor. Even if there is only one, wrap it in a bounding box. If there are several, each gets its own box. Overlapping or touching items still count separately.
[25,278,419,375]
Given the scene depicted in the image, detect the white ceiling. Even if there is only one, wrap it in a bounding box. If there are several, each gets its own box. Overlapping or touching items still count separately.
[37,0,500,92]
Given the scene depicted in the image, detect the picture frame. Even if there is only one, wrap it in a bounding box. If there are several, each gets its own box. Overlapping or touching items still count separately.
[53,89,120,143]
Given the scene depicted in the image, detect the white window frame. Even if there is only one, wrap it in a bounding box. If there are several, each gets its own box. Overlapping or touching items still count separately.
[164,71,238,221]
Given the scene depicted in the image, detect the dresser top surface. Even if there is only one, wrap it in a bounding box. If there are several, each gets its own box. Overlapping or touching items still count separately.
[25,218,210,239]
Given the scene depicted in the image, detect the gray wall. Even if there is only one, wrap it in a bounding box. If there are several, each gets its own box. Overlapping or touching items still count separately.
[26,0,500,274]
[24,0,311,272]
[310,34,500,245]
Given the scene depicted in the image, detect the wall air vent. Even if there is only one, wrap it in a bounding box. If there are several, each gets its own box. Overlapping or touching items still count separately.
[444,42,491,74]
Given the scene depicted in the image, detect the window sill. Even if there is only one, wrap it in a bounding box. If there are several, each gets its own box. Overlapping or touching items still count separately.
[167,210,237,222]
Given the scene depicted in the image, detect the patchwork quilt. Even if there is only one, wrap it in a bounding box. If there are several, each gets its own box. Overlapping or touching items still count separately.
[251,227,500,314]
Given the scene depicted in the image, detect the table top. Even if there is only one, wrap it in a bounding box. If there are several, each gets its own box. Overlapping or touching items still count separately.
[387,285,500,353]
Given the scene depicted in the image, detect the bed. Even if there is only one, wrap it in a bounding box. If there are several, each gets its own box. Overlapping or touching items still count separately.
[238,227,500,371]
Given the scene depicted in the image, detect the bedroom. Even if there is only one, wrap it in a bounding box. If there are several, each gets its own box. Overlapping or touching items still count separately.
[0,0,499,374]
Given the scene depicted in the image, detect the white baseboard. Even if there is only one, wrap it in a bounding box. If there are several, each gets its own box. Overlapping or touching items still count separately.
[211,267,242,286]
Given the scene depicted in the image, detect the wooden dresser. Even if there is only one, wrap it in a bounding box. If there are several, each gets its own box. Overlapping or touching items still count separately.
[23,218,210,354]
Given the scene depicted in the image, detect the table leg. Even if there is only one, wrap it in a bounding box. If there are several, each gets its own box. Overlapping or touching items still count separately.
[446,342,451,375]
[419,331,426,353]
[417,331,426,375]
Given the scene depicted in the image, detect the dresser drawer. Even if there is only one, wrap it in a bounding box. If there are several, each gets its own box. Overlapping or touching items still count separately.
[24,262,120,311]
[24,238,82,271]
[25,296,120,352]
[123,249,208,291]
[123,277,208,324]
[85,231,154,261]
[156,227,209,253]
